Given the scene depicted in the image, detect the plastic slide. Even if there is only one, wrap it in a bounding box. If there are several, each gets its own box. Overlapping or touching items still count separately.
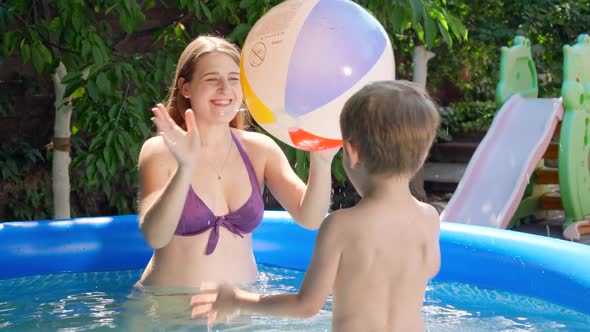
[440,94,564,228]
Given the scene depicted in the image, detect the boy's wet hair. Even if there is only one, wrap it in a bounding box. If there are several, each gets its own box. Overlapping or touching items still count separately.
[165,35,249,130]
[340,80,440,177]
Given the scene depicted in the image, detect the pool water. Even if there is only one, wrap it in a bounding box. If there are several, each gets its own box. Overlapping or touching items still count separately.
[1,265,589,331]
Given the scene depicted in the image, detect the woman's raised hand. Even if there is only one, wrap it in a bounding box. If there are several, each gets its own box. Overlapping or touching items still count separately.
[310,146,341,166]
[151,103,201,169]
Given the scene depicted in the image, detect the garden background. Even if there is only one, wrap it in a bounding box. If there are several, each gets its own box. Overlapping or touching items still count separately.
[1,0,589,221]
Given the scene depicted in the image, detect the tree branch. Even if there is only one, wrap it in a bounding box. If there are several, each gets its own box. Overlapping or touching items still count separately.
[6,2,79,56]
[4,5,28,27]
[112,12,189,50]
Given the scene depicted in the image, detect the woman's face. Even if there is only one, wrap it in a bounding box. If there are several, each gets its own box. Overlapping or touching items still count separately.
[184,52,242,124]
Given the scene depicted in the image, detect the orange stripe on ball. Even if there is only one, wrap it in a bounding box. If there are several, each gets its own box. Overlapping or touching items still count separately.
[288,128,342,151]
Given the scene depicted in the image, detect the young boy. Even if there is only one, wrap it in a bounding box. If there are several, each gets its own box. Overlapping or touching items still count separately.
[191,80,441,332]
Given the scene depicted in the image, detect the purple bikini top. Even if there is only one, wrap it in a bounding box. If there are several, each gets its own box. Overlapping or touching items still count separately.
[174,131,264,255]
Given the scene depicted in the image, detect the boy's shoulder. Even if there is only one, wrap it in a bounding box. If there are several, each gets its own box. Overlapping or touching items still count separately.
[415,200,441,233]
[321,206,368,237]
[320,208,356,232]
[416,200,440,220]
[326,206,363,224]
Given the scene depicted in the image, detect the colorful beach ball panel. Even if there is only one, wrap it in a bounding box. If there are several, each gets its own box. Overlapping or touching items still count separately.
[285,0,388,118]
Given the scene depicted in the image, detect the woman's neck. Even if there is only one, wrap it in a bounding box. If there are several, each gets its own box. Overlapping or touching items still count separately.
[197,122,233,150]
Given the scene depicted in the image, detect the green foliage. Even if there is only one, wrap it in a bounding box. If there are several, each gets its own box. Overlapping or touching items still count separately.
[0,143,52,220]
[437,101,497,142]
[9,177,51,221]
[0,0,489,218]
[356,0,467,49]
[430,0,590,105]
[0,143,45,182]
[0,89,16,116]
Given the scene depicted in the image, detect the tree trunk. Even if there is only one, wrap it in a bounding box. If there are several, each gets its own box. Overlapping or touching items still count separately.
[411,45,435,201]
[51,62,72,219]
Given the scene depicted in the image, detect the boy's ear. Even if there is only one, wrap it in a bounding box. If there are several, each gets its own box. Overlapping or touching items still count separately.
[343,140,360,169]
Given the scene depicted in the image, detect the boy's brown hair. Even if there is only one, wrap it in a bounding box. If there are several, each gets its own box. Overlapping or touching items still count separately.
[340,80,440,177]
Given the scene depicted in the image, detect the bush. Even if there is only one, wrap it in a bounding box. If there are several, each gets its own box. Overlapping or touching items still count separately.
[437,101,497,142]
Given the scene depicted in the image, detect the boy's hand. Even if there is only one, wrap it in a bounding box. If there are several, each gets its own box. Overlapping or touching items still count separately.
[191,283,240,326]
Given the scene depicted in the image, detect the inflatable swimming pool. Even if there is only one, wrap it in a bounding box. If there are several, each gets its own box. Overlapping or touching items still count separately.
[1,210,589,317]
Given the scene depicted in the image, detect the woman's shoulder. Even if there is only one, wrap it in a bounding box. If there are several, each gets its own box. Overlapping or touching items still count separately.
[138,135,175,165]
[231,128,279,153]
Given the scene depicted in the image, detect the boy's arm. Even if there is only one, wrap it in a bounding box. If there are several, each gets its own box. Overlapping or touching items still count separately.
[245,213,342,317]
[425,205,441,278]
[192,213,343,320]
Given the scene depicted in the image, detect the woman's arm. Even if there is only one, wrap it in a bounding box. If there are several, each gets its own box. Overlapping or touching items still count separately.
[262,136,339,229]
[138,105,202,248]
[138,138,193,249]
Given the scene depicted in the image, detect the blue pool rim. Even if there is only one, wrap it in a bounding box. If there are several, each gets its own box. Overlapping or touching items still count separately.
[1,210,589,315]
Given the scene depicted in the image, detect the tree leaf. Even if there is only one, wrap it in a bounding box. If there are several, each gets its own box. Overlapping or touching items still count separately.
[240,0,257,9]
[144,0,156,9]
[64,77,85,98]
[448,14,468,41]
[71,7,83,31]
[423,11,437,48]
[119,12,133,33]
[61,71,80,84]
[92,46,104,65]
[409,0,424,29]
[71,87,85,99]
[437,21,453,48]
[96,72,111,96]
[20,42,31,63]
[87,161,97,184]
[200,2,213,22]
[227,23,252,44]
[96,158,107,178]
[192,0,202,20]
[391,6,412,32]
[87,79,100,102]
[48,17,62,34]
[124,0,134,13]
[108,104,119,119]
[106,129,115,146]
[89,135,105,152]
[332,152,347,185]
[295,150,309,181]
[31,41,52,73]
[114,65,123,85]
[115,142,125,164]
[82,40,91,61]
[3,31,18,56]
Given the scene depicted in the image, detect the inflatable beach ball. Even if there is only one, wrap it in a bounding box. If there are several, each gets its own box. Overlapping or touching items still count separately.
[240,0,395,151]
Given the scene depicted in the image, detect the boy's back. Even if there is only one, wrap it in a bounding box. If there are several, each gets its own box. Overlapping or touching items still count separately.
[332,191,440,332]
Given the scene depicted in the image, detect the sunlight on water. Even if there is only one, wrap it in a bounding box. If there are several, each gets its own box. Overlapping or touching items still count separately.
[0,266,588,331]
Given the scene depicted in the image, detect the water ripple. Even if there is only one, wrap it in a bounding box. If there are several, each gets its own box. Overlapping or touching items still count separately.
[1,267,589,331]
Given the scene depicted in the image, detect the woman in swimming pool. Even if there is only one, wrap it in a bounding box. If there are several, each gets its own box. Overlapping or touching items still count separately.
[136,35,338,289]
